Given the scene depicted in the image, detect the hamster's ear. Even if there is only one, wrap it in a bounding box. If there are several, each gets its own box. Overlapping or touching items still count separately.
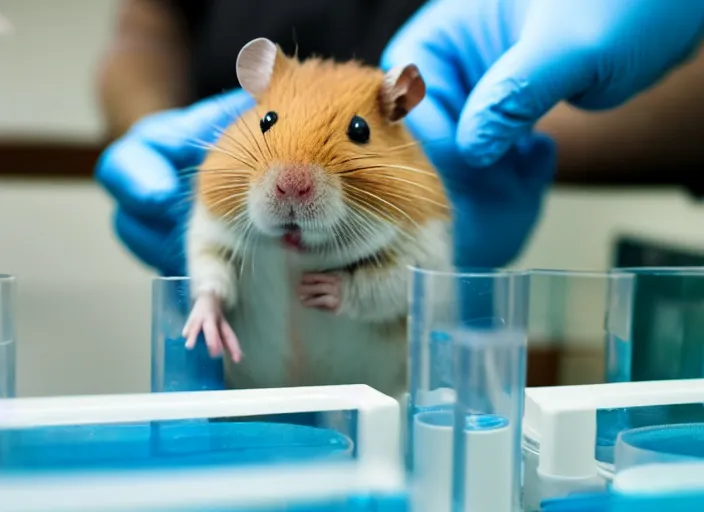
[379,64,426,123]
[236,37,285,97]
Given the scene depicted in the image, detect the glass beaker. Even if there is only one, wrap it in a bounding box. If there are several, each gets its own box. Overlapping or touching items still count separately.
[408,267,528,512]
[609,267,704,384]
[0,275,16,398]
[151,277,224,393]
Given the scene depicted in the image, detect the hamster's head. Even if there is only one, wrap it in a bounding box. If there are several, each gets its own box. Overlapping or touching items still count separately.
[198,37,450,257]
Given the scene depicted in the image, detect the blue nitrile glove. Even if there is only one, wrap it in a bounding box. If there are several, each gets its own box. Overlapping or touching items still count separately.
[95,89,254,276]
[382,0,704,267]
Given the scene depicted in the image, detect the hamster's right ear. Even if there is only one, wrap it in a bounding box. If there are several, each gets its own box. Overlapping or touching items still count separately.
[236,37,286,97]
[379,64,426,123]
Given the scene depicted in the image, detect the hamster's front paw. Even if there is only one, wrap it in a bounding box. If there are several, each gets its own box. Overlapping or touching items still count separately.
[182,293,242,362]
[299,272,345,314]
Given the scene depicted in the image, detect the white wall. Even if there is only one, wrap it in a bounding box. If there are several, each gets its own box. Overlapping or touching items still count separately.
[0,0,118,142]
[1,1,704,397]
[0,180,154,398]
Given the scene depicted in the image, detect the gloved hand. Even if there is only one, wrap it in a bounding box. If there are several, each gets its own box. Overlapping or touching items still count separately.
[95,89,254,275]
[382,0,704,267]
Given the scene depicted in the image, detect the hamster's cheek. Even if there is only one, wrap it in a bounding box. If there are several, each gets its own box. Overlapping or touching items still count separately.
[245,184,279,235]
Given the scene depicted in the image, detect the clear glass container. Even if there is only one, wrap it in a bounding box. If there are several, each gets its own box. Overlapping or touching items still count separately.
[522,270,634,511]
[150,276,357,431]
[408,267,528,512]
[608,267,704,383]
[151,276,225,393]
[0,275,16,399]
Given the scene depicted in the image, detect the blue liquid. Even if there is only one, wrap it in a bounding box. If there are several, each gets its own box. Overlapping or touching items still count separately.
[156,336,225,392]
[605,334,631,383]
[157,493,410,512]
[0,420,353,474]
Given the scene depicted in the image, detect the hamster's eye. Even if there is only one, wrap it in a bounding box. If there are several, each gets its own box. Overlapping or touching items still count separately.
[347,115,370,144]
[260,111,278,134]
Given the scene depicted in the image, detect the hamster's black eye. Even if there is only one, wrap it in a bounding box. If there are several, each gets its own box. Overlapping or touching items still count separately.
[347,115,370,144]
[260,111,278,134]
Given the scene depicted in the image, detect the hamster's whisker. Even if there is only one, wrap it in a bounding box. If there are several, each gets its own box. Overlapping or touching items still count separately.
[382,140,424,152]
[328,224,347,261]
[201,184,250,195]
[345,209,379,242]
[218,105,267,164]
[350,164,436,177]
[191,169,252,178]
[253,107,274,159]
[188,138,258,168]
[381,136,450,152]
[347,198,415,244]
[212,94,260,154]
[344,194,392,224]
[372,175,443,195]
[378,189,449,210]
[214,94,247,126]
[201,188,249,203]
[234,115,268,162]
[379,164,436,177]
[207,124,261,166]
[342,213,385,269]
[344,184,422,232]
[209,132,260,168]
[224,140,261,168]
[238,221,256,277]
[204,193,249,213]
[179,165,252,178]
[223,209,250,231]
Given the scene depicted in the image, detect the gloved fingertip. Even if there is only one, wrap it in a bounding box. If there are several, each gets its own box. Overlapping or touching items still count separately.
[189,88,256,130]
[454,117,513,169]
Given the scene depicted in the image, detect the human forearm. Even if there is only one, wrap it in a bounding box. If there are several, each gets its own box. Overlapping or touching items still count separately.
[538,43,704,184]
[96,0,189,140]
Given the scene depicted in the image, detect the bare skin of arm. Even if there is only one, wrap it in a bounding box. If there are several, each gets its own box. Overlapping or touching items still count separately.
[538,44,704,184]
[96,0,190,140]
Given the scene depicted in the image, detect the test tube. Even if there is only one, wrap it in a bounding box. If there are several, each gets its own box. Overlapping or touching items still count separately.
[151,277,224,393]
[0,275,16,398]
[408,267,528,512]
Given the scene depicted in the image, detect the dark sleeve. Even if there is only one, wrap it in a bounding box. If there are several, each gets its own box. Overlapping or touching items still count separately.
[161,0,213,40]
[185,0,428,101]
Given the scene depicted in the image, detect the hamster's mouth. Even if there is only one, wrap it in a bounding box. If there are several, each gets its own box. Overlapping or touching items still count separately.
[280,224,304,251]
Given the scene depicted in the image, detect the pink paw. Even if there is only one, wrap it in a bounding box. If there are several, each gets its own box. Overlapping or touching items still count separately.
[299,273,342,313]
[182,294,242,362]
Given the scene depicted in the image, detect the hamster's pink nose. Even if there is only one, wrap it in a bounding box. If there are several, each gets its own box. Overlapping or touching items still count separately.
[275,165,314,200]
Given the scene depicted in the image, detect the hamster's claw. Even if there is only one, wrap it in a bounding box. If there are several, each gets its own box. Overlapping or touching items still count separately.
[299,273,342,313]
[182,294,242,362]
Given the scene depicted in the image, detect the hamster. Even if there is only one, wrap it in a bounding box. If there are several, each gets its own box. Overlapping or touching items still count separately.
[182,37,453,401]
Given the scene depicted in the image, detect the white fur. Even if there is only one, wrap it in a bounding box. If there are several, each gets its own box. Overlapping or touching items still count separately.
[185,203,242,308]
[336,220,452,322]
[186,193,452,398]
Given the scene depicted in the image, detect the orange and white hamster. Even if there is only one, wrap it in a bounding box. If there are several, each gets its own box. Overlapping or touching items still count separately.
[183,37,453,399]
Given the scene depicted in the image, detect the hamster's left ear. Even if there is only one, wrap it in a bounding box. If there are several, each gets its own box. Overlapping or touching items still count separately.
[236,37,286,97]
[379,64,426,123]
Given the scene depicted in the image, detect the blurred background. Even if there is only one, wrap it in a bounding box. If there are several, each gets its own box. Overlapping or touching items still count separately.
[1,0,703,398]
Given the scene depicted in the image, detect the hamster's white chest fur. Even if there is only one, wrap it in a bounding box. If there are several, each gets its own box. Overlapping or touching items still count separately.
[221,239,408,397]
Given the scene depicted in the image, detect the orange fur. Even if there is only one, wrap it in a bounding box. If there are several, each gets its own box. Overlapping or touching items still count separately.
[197,47,450,230]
